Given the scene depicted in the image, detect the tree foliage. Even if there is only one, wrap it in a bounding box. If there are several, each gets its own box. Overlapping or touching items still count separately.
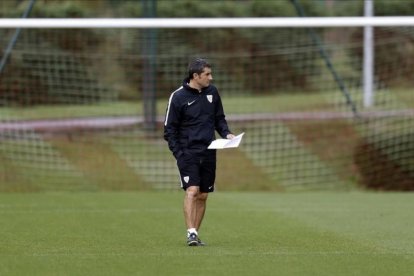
[1,0,414,104]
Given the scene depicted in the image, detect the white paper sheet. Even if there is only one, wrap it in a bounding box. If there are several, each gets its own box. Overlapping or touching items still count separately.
[207,132,245,149]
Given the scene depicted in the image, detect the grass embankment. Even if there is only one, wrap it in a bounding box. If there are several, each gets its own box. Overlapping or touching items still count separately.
[0,90,412,192]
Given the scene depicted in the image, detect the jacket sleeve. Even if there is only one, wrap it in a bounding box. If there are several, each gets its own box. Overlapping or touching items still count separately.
[163,93,183,159]
[214,91,232,138]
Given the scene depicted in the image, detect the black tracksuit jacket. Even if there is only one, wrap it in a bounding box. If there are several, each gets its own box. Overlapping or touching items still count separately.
[164,78,232,159]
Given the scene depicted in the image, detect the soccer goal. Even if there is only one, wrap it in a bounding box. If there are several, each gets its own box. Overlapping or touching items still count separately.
[0,16,413,191]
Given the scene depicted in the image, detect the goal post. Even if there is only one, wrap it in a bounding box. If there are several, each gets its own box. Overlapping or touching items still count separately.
[0,17,413,191]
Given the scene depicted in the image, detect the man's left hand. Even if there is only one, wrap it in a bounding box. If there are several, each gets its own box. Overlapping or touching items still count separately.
[226,134,235,139]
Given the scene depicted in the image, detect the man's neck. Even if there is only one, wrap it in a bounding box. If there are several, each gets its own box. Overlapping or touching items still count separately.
[188,80,202,92]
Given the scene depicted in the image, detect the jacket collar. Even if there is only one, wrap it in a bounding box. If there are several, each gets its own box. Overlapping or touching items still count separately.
[183,78,209,94]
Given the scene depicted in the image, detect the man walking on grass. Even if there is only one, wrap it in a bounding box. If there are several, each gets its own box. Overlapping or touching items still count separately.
[164,58,234,246]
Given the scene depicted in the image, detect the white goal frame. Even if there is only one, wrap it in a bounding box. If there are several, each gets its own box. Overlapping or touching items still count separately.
[1,17,414,28]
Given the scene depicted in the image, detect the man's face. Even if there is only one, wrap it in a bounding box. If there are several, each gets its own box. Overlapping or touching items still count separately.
[194,67,213,88]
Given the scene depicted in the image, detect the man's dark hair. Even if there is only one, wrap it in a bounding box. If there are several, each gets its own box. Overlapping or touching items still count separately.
[187,58,211,79]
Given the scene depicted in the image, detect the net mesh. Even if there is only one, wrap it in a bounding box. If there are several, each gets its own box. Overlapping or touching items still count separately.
[0,22,413,191]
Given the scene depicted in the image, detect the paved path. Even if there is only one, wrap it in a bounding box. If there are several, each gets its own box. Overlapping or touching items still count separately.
[1,110,413,132]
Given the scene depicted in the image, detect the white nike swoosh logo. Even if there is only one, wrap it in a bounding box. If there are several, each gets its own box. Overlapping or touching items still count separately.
[188,100,196,106]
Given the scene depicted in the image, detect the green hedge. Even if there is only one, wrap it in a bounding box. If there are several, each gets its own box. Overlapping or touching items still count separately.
[1,1,414,105]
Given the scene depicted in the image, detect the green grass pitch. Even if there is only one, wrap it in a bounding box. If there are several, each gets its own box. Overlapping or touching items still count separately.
[1,191,414,276]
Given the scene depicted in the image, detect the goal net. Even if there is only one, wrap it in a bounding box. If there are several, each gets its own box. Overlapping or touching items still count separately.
[0,17,413,191]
